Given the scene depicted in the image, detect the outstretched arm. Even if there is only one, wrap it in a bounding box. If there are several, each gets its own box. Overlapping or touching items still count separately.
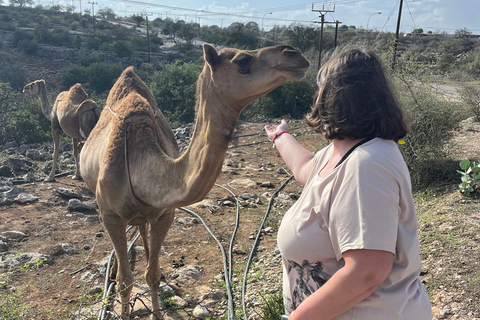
[265,119,314,186]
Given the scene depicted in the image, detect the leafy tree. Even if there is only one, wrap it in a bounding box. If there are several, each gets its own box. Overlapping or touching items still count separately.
[97,7,115,20]
[148,61,202,125]
[0,52,27,90]
[225,22,260,49]
[0,82,50,145]
[131,14,144,27]
[62,63,122,95]
[244,80,315,119]
[282,24,317,52]
[9,0,34,7]
[111,40,134,57]
[177,21,196,43]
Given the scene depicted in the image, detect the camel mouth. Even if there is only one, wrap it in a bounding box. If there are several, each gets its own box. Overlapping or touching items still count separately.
[278,66,310,80]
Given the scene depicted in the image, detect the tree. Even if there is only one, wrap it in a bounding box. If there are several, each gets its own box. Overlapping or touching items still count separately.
[9,0,34,7]
[131,14,144,27]
[412,28,424,34]
[148,61,203,125]
[283,24,317,52]
[97,7,115,21]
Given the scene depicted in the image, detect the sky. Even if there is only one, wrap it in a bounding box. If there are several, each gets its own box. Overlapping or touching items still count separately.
[68,0,480,34]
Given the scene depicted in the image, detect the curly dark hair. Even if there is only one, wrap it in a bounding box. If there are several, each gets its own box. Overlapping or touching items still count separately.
[305,48,408,141]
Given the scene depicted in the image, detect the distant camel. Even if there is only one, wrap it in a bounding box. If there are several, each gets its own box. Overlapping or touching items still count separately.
[23,80,101,181]
[79,44,309,319]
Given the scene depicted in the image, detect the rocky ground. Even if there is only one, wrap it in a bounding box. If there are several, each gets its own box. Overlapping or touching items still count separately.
[0,118,479,320]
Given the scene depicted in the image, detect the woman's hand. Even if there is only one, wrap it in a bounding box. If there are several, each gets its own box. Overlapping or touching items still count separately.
[265,119,289,141]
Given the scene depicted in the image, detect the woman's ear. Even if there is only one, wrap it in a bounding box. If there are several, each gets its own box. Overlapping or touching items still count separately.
[203,43,220,68]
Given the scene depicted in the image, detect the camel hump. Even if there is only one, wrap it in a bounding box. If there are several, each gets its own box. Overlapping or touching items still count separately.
[107,66,157,112]
[69,83,88,103]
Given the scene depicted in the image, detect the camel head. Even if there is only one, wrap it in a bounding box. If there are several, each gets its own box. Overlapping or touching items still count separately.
[200,44,310,109]
[22,79,45,95]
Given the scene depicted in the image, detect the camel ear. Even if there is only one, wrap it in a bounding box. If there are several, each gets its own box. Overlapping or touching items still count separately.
[203,44,220,67]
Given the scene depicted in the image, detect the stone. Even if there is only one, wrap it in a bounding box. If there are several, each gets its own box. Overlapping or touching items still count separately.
[1,230,27,242]
[192,305,209,319]
[14,193,39,204]
[54,187,83,199]
[67,198,96,212]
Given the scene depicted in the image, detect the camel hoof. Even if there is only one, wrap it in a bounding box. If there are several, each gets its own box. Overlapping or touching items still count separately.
[72,175,83,181]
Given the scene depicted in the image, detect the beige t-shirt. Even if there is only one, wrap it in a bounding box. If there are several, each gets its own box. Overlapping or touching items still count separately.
[277,138,432,319]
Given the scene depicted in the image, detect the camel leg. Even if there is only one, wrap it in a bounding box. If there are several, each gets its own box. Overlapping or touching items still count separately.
[72,137,82,180]
[139,224,150,261]
[46,124,61,182]
[102,212,134,320]
[146,210,175,319]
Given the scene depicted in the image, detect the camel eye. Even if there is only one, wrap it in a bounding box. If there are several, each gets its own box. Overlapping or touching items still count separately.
[234,56,252,74]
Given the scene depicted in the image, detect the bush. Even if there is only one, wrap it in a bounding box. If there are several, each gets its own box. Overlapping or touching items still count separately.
[243,80,315,120]
[394,70,467,189]
[0,82,50,145]
[62,63,123,95]
[148,61,202,126]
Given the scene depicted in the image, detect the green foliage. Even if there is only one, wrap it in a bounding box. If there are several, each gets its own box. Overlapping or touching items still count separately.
[457,160,480,198]
[148,61,202,126]
[0,82,50,145]
[62,63,123,95]
[394,62,467,189]
[258,292,285,320]
[243,80,315,120]
[0,52,27,90]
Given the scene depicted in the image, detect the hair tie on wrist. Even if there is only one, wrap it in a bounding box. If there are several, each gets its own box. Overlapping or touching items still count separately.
[272,130,287,143]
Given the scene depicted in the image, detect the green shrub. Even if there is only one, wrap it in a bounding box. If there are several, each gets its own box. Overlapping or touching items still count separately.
[395,70,467,189]
[148,61,202,126]
[62,63,123,95]
[0,82,50,145]
[457,159,480,198]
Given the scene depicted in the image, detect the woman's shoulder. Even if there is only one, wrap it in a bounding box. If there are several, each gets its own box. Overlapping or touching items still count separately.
[353,138,407,172]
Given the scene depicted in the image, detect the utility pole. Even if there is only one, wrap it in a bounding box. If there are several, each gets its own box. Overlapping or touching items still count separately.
[142,10,153,62]
[334,20,341,48]
[78,0,82,15]
[392,0,404,69]
[88,1,97,32]
[312,3,336,70]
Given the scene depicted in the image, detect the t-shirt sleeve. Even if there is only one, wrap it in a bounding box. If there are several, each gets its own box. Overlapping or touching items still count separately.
[328,151,400,261]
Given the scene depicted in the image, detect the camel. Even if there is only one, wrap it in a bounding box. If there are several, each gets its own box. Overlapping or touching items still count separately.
[23,80,101,181]
[79,43,309,319]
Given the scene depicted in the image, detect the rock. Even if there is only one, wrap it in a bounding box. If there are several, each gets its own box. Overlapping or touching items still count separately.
[1,230,27,242]
[228,178,257,188]
[438,309,450,318]
[158,282,175,298]
[176,217,199,225]
[277,167,288,174]
[0,165,13,177]
[14,193,39,204]
[1,186,23,200]
[67,198,96,212]
[174,265,202,285]
[1,252,53,269]
[54,187,83,199]
[260,181,275,188]
[169,295,188,307]
[192,305,209,319]
[199,289,227,302]
[0,240,8,252]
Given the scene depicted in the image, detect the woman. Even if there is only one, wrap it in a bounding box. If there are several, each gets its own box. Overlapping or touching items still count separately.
[265,48,432,319]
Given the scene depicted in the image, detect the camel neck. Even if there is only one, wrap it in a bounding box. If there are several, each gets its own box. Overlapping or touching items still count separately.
[37,83,53,121]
